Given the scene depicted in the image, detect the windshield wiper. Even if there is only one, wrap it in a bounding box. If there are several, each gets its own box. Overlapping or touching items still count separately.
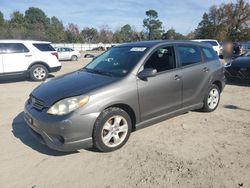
[85,68,114,77]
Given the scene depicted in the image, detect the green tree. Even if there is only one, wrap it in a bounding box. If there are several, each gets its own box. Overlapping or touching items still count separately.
[81,27,98,43]
[132,31,146,41]
[195,13,214,39]
[8,11,27,39]
[113,24,133,43]
[25,7,49,40]
[0,11,8,39]
[46,16,65,42]
[143,9,163,40]
[0,11,4,26]
[162,28,186,40]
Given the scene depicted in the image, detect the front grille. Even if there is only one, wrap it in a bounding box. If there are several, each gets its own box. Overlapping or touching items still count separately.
[30,96,45,111]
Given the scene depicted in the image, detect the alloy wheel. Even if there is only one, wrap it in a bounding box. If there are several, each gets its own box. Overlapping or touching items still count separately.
[207,88,219,109]
[33,67,46,80]
[101,115,128,147]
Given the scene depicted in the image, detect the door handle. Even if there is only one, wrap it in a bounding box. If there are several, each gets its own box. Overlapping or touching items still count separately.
[174,75,181,80]
[25,54,32,57]
[202,67,209,72]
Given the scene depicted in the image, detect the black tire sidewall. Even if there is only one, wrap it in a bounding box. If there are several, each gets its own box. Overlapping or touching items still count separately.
[29,64,48,82]
[71,55,78,61]
[203,84,221,112]
[93,107,132,152]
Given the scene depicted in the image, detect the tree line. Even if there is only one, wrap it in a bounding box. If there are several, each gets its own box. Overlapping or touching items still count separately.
[0,0,249,43]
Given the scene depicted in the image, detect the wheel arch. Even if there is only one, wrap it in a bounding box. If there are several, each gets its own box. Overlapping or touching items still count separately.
[212,80,222,92]
[104,103,137,132]
[71,55,78,60]
[28,61,50,72]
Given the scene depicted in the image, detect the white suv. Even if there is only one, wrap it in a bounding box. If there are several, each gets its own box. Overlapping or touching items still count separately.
[0,40,61,81]
[193,39,222,55]
[55,47,81,61]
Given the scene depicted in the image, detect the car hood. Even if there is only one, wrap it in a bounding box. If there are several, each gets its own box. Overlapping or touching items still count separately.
[232,57,250,67]
[31,69,118,106]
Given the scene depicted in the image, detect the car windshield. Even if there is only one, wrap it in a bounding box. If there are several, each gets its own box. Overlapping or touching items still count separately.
[243,51,250,57]
[85,46,148,77]
[202,41,218,46]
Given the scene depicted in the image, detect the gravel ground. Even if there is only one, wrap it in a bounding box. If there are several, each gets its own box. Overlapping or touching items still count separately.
[0,58,250,188]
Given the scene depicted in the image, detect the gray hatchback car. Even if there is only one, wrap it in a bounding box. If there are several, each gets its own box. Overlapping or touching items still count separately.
[24,40,225,152]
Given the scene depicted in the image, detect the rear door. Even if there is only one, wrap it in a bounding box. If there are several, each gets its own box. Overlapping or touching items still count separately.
[137,45,182,121]
[2,43,33,73]
[176,44,210,107]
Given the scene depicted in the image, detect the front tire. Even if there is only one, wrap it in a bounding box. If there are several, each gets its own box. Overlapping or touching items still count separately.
[201,84,220,112]
[29,64,48,81]
[93,107,132,152]
[71,55,78,61]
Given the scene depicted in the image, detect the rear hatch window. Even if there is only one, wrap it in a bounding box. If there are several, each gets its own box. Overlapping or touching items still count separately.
[202,41,218,46]
[33,43,55,51]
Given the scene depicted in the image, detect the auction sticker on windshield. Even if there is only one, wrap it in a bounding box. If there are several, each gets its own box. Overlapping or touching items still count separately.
[130,47,147,52]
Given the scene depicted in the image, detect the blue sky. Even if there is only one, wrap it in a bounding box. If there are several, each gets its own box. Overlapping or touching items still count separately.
[0,0,233,34]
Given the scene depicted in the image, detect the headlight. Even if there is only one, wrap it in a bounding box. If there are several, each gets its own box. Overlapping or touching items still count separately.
[47,96,89,115]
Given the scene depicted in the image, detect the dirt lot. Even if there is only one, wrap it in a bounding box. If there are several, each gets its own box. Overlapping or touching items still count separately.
[0,58,250,188]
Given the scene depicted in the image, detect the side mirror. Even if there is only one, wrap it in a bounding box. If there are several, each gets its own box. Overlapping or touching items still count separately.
[138,68,157,80]
[219,55,224,59]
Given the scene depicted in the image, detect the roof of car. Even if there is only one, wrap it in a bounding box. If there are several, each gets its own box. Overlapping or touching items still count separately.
[117,40,211,48]
[54,46,72,49]
[0,39,51,43]
[193,39,218,42]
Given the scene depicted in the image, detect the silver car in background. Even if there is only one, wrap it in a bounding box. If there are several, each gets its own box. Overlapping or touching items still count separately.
[55,47,81,61]
[24,40,225,152]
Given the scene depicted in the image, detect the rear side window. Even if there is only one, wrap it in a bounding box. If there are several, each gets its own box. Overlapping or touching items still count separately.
[202,41,218,46]
[64,48,71,52]
[33,43,55,51]
[177,45,202,67]
[201,47,218,61]
[0,43,29,54]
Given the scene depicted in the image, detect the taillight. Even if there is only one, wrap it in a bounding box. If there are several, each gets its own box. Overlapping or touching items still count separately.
[51,52,58,59]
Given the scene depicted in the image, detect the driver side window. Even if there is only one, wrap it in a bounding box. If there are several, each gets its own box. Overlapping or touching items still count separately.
[144,46,176,73]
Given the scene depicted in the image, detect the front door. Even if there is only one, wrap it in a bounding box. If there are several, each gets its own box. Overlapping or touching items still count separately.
[59,48,70,60]
[137,46,182,122]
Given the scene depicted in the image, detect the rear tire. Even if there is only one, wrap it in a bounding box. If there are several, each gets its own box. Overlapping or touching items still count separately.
[93,107,132,152]
[201,84,220,112]
[71,55,78,61]
[29,64,48,82]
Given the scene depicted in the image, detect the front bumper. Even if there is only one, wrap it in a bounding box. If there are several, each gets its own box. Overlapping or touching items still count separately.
[24,102,99,152]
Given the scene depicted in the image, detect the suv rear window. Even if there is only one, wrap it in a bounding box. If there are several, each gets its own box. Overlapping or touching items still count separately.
[201,47,218,61]
[33,43,55,51]
[0,43,29,54]
[202,41,218,46]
